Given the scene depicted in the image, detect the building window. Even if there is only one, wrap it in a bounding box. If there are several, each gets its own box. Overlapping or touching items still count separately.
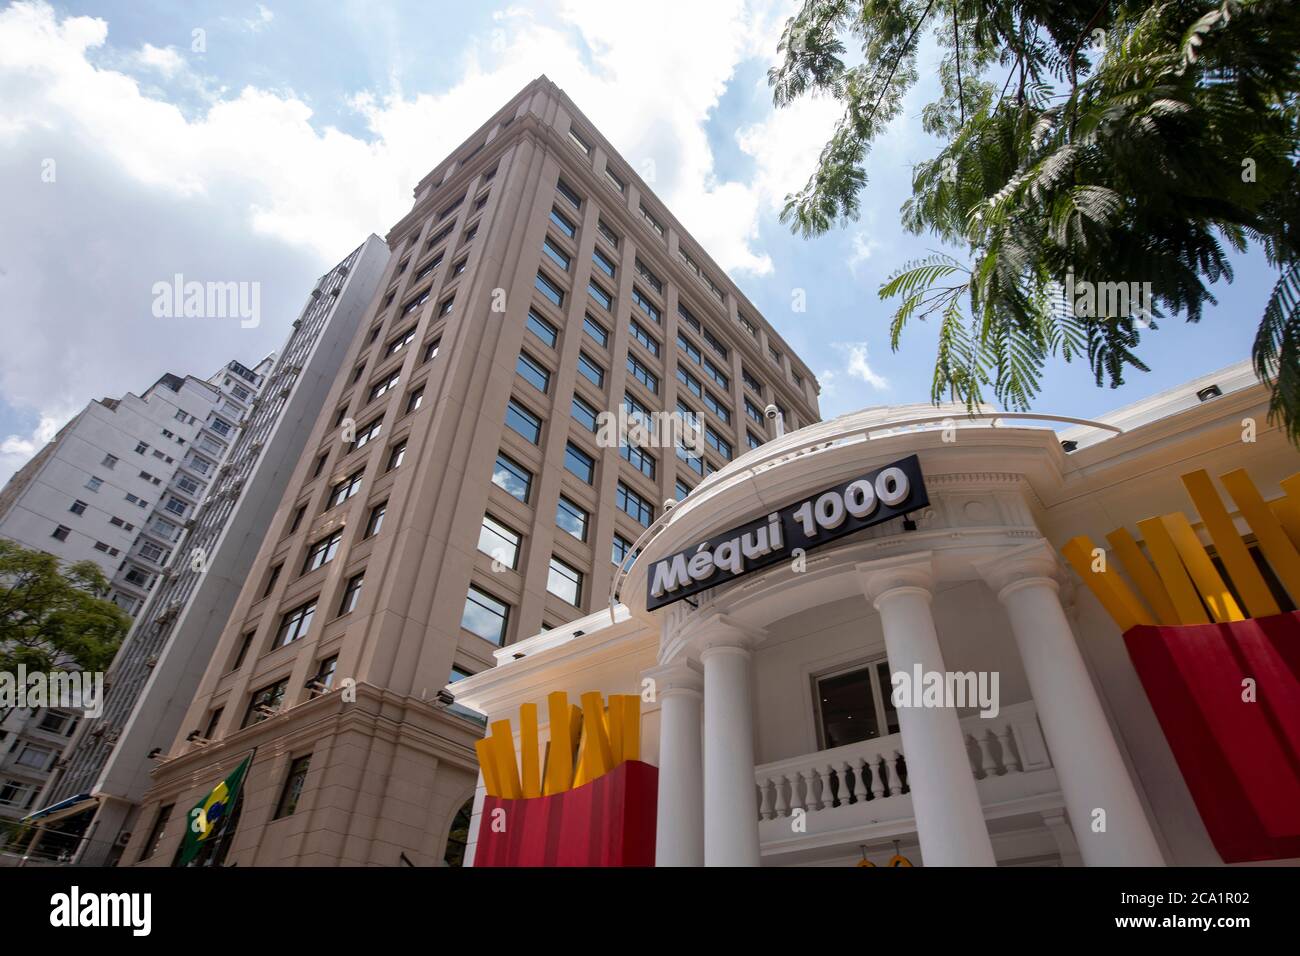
[556,496,589,541]
[438,296,455,317]
[745,399,765,425]
[102,453,118,469]
[516,352,551,393]
[534,272,565,308]
[635,259,663,295]
[547,557,583,605]
[543,237,571,272]
[262,562,282,599]
[629,319,660,357]
[232,631,255,671]
[423,339,441,363]
[304,531,343,574]
[328,471,364,508]
[243,678,289,727]
[748,431,763,451]
[814,659,900,750]
[447,668,486,725]
[365,501,387,538]
[621,442,656,479]
[640,203,664,237]
[564,443,595,484]
[571,394,598,432]
[549,206,576,238]
[675,479,692,501]
[336,572,364,615]
[627,355,659,394]
[368,371,401,402]
[405,387,425,414]
[743,368,763,396]
[587,280,613,311]
[15,743,55,770]
[85,476,102,492]
[703,390,731,425]
[274,600,317,649]
[491,453,532,503]
[51,524,70,541]
[273,755,312,820]
[577,353,605,389]
[527,309,558,348]
[462,585,509,645]
[137,804,173,862]
[612,533,638,570]
[477,515,521,570]
[204,707,224,740]
[706,426,732,460]
[583,314,609,348]
[556,178,582,210]
[352,418,382,451]
[592,247,616,279]
[597,219,619,248]
[616,482,654,527]
[505,399,542,444]
[312,656,338,693]
[386,441,407,471]
[568,126,592,156]
[604,166,626,194]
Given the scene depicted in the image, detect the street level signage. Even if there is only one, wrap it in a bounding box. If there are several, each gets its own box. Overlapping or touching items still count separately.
[647,454,928,611]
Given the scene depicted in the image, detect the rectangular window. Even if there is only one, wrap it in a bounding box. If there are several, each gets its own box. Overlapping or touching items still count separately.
[677,366,702,398]
[592,247,616,279]
[748,431,763,450]
[703,390,731,424]
[138,804,173,862]
[617,481,655,527]
[478,514,521,570]
[547,557,583,605]
[702,327,729,360]
[597,219,619,249]
[543,237,571,272]
[549,206,576,238]
[814,659,900,749]
[743,368,763,396]
[635,259,663,295]
[203,707,224,739]
[274,600,317,648]
[627,355,659,394]
[556,178,582,210]
[368,371,401,402]
[587,281,613,312]
[678,330,702,365]
[577,353,605,389]
[505,399,542,444]
[303,530,343,573]
[405,386,424,414]
[423,339,440,363]
[678,302,700,332]
[564,442,595,484]
[640,203,664,237]
[274,755,312,820]
[386,440,407,471]
[571,394,598,432]
[621,442,656,479]
[448,667,487,724]
[102,453,118,469]
[675,479,692,501]
[706,426,732,459]
[438,194,465,221]
[703,356,729,390]
[338,572,364,615]
[328,471,364,508]
[352,419,382,451]
[492,453,532,502]
[243,678,288,727]
[462,586,509,645]
[612,534,639,570]
[263,562,282,599]
[52,524,70,541]
[556,496,589,541]
[365,501,387,538]
[583,314,609,348]
[632,287,660,323]
[568,126,592,156]
[535,272,565,308]
[745,399,765,425]
[232,631,255,671]
[604,166,626,194]
[86,476,102,492]
[630,319,660,357]
[516,352,551,393]
[437,296,455,316]
[527,309,558,348]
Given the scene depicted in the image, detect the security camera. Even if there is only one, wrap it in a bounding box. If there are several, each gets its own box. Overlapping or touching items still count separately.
[664,498,677,510]
[764,404,780,420]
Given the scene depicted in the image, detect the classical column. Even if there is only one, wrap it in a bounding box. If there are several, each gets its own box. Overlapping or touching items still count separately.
[645,659,704,867]
[978,540,1165,866]
[693,615,763,867]
[857,554,997,866]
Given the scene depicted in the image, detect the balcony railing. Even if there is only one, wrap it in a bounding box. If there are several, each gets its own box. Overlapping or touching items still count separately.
[755,700,1054,827]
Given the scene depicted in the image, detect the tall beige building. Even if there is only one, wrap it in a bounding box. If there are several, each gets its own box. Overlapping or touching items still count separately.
[124,76,819,867]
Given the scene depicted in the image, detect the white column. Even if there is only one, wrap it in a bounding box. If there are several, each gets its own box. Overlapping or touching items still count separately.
[858,554,997,866]
[687,615,764,867]
[979,541,1165,866]
[645,659,704,867]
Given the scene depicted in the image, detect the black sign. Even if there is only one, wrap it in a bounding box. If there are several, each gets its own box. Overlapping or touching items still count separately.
[646,454,928,611]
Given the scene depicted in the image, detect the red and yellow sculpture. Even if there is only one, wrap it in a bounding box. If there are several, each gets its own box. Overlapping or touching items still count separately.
[1062,468,1300,863]
[472,691,657,866]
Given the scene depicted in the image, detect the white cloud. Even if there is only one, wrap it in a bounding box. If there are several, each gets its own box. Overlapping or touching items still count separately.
[132,43,184,78]
[0,410,72,482]
[243,4,274,33]
[848,230,880,272]
[835,342,890,390]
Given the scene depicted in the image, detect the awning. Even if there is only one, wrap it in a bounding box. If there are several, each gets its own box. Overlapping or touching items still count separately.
[21,793,97,824]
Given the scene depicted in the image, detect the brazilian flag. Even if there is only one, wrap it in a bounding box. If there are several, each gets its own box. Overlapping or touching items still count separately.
[176,753,252,866]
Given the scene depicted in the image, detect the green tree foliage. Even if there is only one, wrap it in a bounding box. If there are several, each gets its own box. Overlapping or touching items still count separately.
[0,539,130,677]
[771,0,1300,436]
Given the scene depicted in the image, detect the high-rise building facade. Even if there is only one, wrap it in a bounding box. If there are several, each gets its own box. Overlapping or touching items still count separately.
[123,76,819,867]
[0,364,267,617]
[35,237,389,865]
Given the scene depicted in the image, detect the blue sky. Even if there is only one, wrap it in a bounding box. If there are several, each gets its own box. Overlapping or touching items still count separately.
[0,0,1274,485]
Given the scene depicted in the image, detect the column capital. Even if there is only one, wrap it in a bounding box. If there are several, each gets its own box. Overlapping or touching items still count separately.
[974,539,1062,602]
[856,552,935,609]
[642,659,703,699]
[676,611,765,658]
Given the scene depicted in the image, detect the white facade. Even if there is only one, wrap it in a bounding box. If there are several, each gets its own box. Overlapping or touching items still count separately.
[0,707,78,827]
[451,359,1300,867]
